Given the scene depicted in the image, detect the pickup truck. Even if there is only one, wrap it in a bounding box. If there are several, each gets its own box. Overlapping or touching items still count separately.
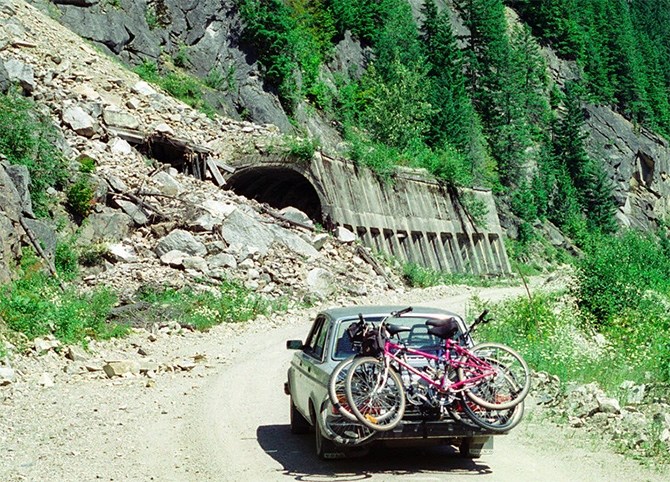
[285,305,522,459]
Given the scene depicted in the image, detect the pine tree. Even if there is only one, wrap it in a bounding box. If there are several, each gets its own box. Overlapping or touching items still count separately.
[420,1,476,153]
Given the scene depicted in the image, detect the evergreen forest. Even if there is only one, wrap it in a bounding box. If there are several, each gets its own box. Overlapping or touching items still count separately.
[238,0,670,249]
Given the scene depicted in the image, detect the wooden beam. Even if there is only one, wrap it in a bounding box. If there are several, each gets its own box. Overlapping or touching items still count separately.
[206,158,226,186]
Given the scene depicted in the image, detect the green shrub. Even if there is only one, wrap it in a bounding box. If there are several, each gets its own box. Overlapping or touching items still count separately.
[137,280,275,330]
[574,230,670,326]
[55,241,79,280]
[0,272,121,343]
[66,176,95,218]
[0,92,69,217]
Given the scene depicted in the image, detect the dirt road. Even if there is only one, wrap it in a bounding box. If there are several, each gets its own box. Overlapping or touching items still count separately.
[1,285,666,481]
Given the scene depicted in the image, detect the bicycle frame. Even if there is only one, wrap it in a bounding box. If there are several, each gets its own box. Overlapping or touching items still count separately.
[382,337,496,394]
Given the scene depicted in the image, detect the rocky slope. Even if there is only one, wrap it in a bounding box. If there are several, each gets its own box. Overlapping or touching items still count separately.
[38,0,670,233]
[0,0,400,301]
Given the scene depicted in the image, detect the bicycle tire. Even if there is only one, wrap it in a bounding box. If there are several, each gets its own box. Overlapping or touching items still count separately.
[344,356,406,432]
[318,399,376,446]
[460,396,526,433]
[449,394,525,432]
[458,342,530,410]
[328,357,358,421]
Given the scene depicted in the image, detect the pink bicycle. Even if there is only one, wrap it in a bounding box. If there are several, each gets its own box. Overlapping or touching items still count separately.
[343,307,530,432]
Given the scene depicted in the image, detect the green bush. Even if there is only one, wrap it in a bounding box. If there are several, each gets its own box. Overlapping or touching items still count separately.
[55,241,79,280]
[0,91,69,217]
[0,271,121,344]
[137,280,275,330]
[574,231,670,326]
[66,176,95,218]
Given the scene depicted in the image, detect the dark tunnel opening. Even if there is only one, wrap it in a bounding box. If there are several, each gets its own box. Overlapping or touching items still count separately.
[226,167,324,224]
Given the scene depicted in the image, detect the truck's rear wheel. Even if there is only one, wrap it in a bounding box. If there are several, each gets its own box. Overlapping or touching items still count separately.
[290,396,310,434]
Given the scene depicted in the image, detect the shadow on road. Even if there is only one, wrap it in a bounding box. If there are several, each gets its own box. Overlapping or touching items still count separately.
[257,424,493,481]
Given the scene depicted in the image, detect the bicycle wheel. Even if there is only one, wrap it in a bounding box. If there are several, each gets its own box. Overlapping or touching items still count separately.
[328,357,359,421]
[344,356,406,432]
[458,342,530,410]
[449,394,525,433]
[318,399,375,446]
[460,396,525,433]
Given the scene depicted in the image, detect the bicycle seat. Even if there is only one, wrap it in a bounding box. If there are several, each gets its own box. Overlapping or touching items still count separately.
[426,317,459,327]
[426,318,459,339]
[387,324,411,336]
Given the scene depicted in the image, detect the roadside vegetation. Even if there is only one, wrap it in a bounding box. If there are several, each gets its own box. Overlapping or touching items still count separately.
[477,229,670,392]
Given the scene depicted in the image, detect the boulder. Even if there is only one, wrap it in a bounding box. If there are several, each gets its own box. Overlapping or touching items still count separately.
[220,208,275,256]
[0,59,9,94]
[279,206,313,228]
[155,229,207,257]
[63,105,97,137]
[103,360,141,378]
[207,253,237,270]
[305,267,336,299]
[335,226,356,243]
[160,249,188,267]
[4,58,35,94]
[102,106,140,130]
[152,171,182,196]
[5,164,34,217]
[114,199,148,225]
[58,7,131,54]
[76,209,132,244]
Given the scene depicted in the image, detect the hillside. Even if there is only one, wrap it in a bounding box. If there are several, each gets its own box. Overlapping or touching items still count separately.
[2,0,670,475]
[0,0,403,342]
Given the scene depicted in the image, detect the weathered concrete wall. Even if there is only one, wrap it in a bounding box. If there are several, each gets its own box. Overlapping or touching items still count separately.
[229,153,511,275]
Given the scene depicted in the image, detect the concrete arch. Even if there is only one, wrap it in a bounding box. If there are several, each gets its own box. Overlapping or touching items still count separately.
[226,166,326,224]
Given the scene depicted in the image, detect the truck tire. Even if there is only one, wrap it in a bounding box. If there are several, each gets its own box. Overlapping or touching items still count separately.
[290,396,310,434]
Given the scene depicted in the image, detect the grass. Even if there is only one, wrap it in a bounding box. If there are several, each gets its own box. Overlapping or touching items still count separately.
[133,61,217,118]
[135,280,282,331]
[0,272,123,345]
[0,91,69,217]
[402,262,515,288]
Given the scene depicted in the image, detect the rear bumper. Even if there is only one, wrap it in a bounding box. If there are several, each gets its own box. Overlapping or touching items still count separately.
[375,419,499,441]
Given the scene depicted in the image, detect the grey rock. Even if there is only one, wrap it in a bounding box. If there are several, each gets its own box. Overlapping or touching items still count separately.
[267,224,319,260]
[107,243,139,263]
[335,226,356,243]
[115,199,148,225]
[597,395,621,414]
[103,360,141,378]
[34,336,61,353]
[132,81,157,96]
[102,106,140,130]
[160,249,188,267]
[306,267,336,299]
[155,229,207,257]
[66,346,89,362]
[4,58,35,94]
[109,137,133,155]
[221,209,275,256]
[152,171,182,196]
[0,366,15,385]
[63,106,97,137]
[0,163,23,221]
[53,0,100,6]
[76,209,132,243]
[279,206,313,227]
[208,253,237,270]
[182,256,207,272]
[58,7,130,54]
[0,59,9,94]
[22,218,57,260]
[5,164,34,217]
[311,233,329,251]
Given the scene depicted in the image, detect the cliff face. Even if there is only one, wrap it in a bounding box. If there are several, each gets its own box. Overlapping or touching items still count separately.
[35,0,670,231]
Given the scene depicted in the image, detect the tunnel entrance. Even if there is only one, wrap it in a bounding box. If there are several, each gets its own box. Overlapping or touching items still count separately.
[226,167,323,224]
